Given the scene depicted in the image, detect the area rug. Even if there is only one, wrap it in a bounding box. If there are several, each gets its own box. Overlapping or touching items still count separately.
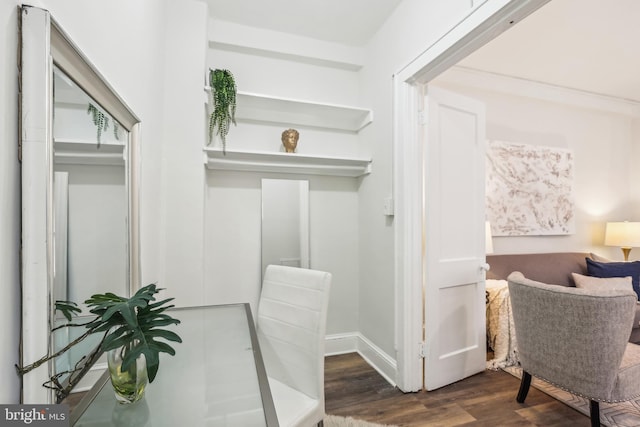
[504,366,640,427]
[325,414,398,427]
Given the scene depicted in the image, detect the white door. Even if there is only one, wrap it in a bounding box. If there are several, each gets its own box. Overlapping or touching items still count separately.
[423,86,487,390]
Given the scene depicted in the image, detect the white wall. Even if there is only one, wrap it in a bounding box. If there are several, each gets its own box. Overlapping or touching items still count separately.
[357,0,491,359]
[203,172,360,333]
[207,20,362,158]
[31,0,169,290]
[158,0,207,307]
[204,21,363,333]
[29,0,212,308]
[433,68,640,260]
[1,1,21,404]
[631,118,640,217]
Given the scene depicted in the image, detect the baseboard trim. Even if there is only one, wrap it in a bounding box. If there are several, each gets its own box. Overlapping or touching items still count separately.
[325,332,397,387]
[325,332,359,356]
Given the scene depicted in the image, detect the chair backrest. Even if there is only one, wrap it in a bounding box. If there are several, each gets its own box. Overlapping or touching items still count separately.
[508,271,637,400]
[257,265,332,401]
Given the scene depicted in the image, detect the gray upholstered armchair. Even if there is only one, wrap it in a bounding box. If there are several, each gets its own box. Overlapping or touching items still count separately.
[507,271,640,427]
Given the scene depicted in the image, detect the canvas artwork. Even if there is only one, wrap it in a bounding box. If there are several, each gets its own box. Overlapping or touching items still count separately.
[486,140,574,236]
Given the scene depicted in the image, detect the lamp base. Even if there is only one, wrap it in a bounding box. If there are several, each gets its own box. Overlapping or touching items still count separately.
[622,247,632,261]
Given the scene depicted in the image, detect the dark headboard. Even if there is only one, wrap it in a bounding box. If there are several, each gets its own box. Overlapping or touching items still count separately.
[486,252,591,287]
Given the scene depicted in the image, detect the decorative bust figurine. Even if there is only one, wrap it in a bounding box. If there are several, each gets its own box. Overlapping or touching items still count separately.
[281,128,299,153]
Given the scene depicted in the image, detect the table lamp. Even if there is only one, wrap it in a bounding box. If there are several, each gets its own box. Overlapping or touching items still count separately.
[604,221,640,261]
[485,221,494,254]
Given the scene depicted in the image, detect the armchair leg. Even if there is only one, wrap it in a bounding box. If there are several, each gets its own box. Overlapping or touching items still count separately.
[589,400,600,427]
[516,371,532,403]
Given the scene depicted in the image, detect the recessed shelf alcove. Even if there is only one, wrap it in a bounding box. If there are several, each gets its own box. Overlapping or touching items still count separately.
[203,88,373,177]
[204,147,372,177]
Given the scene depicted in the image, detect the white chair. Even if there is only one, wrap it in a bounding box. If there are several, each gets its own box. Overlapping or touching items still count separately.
[257,265,332,427]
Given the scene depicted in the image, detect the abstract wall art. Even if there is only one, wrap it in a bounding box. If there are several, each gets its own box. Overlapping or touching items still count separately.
[486,140,574,236]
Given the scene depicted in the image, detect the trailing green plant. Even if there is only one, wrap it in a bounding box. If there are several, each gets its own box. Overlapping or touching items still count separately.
[87,103,122,146]
[208,68,237,153]
[16,284,181,400]
[113,121,122,141]
[87,103,108,146]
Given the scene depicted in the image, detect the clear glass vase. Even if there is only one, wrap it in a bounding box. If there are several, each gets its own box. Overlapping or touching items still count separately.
[107,342,148,404]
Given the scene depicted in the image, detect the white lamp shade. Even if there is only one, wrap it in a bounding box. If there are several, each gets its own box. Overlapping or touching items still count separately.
[485,221,494,254]
[605,222,640,248]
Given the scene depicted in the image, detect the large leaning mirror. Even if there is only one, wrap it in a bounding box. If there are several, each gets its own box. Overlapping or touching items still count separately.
[51,66,130,399]
[261,179,310,278]
[20,6,141,404]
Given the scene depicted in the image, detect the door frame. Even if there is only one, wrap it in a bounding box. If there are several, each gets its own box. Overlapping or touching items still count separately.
[392,0,551,392]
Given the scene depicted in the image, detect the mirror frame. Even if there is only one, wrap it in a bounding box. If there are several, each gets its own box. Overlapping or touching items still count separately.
[20,5,141,403]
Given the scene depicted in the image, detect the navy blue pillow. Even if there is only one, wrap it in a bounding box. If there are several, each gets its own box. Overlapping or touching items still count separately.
[586,257,640,300]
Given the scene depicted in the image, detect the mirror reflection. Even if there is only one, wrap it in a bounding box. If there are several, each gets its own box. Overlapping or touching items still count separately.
[261,179,310,278]
[52,66,130,389]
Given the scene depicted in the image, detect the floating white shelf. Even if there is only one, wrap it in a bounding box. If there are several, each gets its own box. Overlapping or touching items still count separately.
[54,138,125,166]
[204,148,372,177]
[204,88,373,132]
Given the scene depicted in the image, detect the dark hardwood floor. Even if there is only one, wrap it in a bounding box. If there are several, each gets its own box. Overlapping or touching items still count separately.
[324,353,590,426]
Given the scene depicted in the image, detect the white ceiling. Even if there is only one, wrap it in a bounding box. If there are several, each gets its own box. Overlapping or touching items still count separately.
[206,0,402,46]
[458,0,640,102]
[207,0,640,102]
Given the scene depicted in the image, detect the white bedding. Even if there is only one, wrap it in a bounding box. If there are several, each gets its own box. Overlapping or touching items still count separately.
[486,279,519,370]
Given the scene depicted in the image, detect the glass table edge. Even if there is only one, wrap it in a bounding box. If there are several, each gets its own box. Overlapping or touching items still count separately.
[243,303,279,427]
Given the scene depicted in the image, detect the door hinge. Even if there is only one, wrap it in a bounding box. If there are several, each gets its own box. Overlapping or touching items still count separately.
[418,342,426,359]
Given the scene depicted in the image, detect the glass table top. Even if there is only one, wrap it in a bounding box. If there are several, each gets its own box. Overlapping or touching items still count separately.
[71,304,278,426]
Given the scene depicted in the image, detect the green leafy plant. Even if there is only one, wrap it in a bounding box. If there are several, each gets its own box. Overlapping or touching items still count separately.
[208,68,237,153]
[17,284,181,400]
[87,103,123,146]
[87,103,108,146]
[84,284,182,382]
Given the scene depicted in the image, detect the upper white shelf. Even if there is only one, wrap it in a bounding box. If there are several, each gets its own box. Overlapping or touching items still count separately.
[204,147,372,177]
[205,89,373,132]
[54,138,125,166]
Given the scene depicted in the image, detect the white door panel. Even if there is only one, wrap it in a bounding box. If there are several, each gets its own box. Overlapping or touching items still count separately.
[424,86,486,391]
